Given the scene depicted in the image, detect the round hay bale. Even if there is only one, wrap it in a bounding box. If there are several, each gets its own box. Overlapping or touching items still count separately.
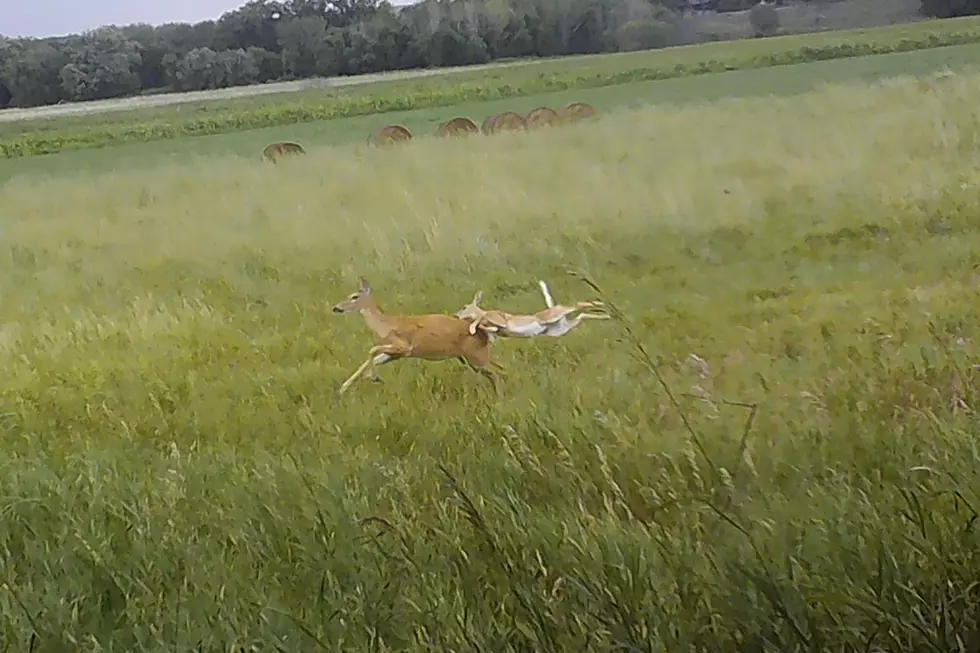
[486,111,527,134]
[561,102,599,123]
[437,117,480,138]
[262,141,306,163]
[368,124,413,146]
[480,114,499,135]
[524,106,560,129]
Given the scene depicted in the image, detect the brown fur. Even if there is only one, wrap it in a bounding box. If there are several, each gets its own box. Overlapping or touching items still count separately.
[561,102,599,123]
[331,278,504,395]
[480,114,499,135]
[367,124,413,146]
[437,117,480,137]
[486,111,527,134]
[525,106,560,129]
[262,141,306,162]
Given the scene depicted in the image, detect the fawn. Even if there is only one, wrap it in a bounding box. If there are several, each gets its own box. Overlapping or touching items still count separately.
[454,280,610,340]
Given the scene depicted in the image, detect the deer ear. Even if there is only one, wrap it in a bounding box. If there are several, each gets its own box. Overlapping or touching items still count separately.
[358,277,372,294]
[473,290,483,305]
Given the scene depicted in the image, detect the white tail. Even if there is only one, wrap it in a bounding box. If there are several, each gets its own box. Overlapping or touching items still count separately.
[538,280,556,308]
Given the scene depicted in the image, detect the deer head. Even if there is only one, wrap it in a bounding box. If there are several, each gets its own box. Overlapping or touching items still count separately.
[453,291,486,321]
[332,278,375,314]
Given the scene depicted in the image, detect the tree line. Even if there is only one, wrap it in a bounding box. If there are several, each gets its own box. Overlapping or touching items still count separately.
[0,0,975,109]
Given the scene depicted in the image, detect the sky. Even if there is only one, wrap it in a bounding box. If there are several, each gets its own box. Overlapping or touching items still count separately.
[3,0,414,39]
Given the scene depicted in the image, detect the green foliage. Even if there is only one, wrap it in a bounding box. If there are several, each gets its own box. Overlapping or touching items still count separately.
[717,0,757,11]
[5,20,980,160]
[750,3,781,37]
[613,19,674,52]
[171,46,262,90]
[920,0,980,18]
[56,27,144,102]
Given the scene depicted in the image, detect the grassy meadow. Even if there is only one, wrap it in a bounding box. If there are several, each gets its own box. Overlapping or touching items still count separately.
[2,65,980,650]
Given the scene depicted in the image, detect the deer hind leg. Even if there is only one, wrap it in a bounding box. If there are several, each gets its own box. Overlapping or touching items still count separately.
[568,302,611,321]
[338,341,410,395]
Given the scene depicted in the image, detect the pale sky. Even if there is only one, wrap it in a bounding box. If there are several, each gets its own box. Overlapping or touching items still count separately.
[3,0,415,39]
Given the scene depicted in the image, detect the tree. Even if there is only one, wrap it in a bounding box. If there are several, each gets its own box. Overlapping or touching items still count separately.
[247,46,285,82]
[607,0,675,52]
[173,47,220,90]
[749,2,780,37]
[288,0,380,27]
[59,28,143,101]
[1,39,70,106]
[277,15,329,77]
[170,46,260,90]
[920,0,980,17]
[215,0,290,52]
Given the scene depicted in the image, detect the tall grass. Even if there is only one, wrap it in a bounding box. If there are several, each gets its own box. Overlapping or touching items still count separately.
[1,70,979,651]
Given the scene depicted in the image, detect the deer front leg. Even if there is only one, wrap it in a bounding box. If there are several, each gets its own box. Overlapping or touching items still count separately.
[366,352,393,383]
[467,315,487,335]
[338,341,411,395]
[461,357,501,394]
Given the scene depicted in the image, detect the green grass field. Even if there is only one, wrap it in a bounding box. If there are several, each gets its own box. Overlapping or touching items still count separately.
[2,35,980,651]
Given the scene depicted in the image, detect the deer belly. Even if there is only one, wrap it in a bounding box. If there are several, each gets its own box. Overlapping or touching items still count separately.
[542,318,579,337]
[506,321,549,337]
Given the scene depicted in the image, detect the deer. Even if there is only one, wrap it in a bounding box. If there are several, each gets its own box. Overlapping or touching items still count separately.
[330,278,505,396]
[453,280,611,340]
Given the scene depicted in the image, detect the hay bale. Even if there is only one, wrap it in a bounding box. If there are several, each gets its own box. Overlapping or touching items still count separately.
[437,117,480,137]
[262,141,306,163]
[486,111,527,134]
[480,114,499,135]
[524,106,560,129]
[368,124,413,146]
[561,102,599,123]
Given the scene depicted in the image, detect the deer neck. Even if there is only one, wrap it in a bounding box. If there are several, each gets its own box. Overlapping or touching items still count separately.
[359,299,396,339]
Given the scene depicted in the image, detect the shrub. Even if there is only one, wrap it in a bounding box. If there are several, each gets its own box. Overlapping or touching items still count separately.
[750,3,781,38]
[920,0,980,18]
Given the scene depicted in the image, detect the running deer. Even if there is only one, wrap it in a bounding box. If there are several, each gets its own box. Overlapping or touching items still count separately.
[331,278,505,395]
[454,280,611,340]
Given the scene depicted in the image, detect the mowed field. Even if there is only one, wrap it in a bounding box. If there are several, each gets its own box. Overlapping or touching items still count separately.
[2,36,980,652]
